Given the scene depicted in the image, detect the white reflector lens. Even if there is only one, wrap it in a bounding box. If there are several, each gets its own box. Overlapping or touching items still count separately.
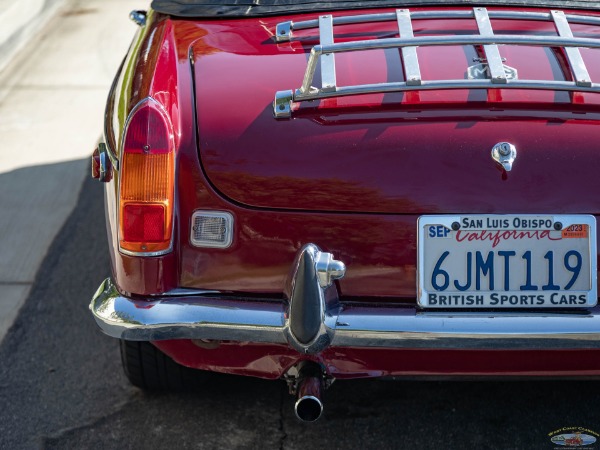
[191,211,233,248]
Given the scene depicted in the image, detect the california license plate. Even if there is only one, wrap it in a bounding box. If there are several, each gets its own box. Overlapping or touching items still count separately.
[418,215,597,308]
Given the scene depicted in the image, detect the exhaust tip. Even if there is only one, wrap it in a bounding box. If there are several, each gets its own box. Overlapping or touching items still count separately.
[295,395,323,422]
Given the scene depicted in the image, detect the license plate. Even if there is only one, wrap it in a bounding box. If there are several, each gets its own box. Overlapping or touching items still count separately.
[418,215,597,308]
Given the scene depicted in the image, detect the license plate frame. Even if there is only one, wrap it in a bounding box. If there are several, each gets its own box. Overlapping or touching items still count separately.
[417,215,597,309]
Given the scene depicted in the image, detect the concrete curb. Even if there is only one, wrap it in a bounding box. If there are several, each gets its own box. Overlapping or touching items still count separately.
[0,0,69,75]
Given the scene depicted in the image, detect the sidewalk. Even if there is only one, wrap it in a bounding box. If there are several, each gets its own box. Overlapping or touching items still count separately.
[0,0,67,76]
[0,0,145,342]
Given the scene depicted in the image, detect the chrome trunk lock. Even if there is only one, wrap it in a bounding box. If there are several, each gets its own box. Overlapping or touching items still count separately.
[491,142,517,171]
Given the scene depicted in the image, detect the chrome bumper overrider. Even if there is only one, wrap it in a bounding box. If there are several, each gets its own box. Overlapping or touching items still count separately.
[91,244,600,352]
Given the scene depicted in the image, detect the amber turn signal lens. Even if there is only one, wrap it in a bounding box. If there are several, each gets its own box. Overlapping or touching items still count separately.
[119,99,174,254]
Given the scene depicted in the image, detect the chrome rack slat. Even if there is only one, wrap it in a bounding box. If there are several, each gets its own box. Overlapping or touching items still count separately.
[474,7,507,84]
[300,49,319,95]
[319,15,337,92]
[396,9,421,86]
[317,35,600,54]
[293,79,600,101]
[551,10,592,87]
[273,8,600,118]
[276,10,600,42]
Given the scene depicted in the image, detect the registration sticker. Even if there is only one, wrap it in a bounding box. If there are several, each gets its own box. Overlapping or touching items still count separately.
[562,224,589,239]
[417,215,597,308]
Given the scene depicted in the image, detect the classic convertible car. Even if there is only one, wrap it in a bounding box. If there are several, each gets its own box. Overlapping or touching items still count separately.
[90,0,600,421]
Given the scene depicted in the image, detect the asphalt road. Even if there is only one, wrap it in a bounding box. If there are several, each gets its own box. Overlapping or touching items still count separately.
[1,171,600,449]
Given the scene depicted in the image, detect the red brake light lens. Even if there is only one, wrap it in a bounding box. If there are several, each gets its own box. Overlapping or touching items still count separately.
[123,204,165,242]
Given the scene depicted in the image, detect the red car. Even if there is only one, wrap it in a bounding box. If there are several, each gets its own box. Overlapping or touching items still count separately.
[90,0,600,421]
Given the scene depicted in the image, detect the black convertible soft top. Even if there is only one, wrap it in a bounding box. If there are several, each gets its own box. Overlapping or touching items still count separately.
[151,0,600,18]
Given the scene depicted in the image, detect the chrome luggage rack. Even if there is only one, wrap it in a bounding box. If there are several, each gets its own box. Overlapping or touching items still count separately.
[273,8,600,118]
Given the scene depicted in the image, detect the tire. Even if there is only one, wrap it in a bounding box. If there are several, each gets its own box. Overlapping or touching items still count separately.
[119,340,204,390]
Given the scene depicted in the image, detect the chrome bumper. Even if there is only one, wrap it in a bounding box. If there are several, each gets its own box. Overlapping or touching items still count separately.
[91,268,600,352]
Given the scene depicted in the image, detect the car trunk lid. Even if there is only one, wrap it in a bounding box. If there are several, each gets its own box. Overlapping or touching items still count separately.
[191,8,600,215]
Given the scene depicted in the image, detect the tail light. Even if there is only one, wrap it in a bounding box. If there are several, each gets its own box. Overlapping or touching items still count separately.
[119,99,174,255]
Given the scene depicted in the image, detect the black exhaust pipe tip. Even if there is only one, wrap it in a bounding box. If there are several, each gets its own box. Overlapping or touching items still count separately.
[295,396,323,422]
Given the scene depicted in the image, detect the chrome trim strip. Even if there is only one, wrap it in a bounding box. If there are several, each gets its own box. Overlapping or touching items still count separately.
[150,288,221,297]
[102,58,124,170]
[91,278,600,350]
